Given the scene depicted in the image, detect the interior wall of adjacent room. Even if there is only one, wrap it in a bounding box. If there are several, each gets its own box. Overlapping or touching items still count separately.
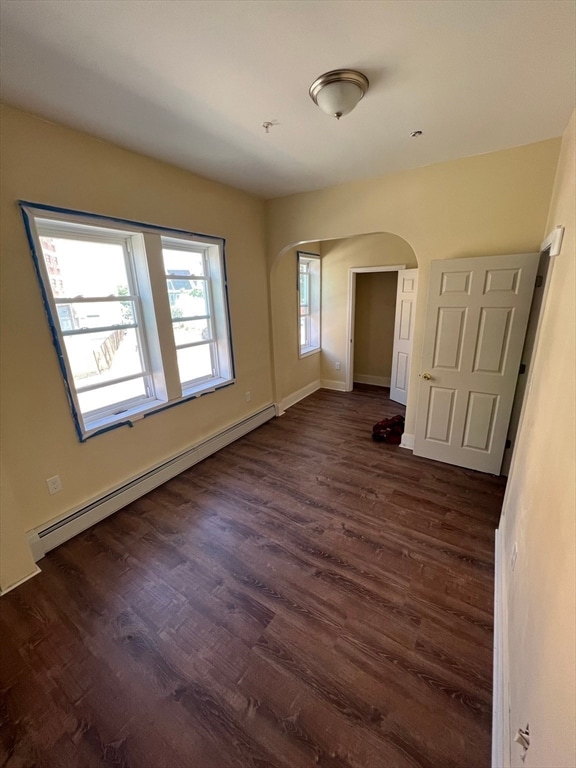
[353,271,398,385]
[500,109,575,768]
[267,138,561,437]
[320,233,416,386]
[0,103,273,587]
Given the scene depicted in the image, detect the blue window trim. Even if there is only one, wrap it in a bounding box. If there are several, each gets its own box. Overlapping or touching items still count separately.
[19,200,236,442]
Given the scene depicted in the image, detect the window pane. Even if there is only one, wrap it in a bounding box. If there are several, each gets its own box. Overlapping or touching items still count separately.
[298,253,320,355]
[177,344,213,385]
[58,300,135,331]
[78,378,147,415]
[300,317,307,346]
[168,279,209,318]
[64,328,144,386]
[163,248,204,276]
[172,319,210,346]
[299,273,309,307]
[39,237,130,297]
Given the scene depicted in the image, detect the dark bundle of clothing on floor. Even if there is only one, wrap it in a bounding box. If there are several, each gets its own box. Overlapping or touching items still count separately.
[372,414,405,444]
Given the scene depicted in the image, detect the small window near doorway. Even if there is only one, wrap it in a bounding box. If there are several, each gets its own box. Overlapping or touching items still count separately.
[298,252,321,357]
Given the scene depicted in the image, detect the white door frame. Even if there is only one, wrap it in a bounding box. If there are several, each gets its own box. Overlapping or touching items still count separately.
[500,226,564,482]
[345,265,406,391]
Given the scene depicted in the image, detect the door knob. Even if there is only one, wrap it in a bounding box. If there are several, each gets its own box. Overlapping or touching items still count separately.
[421,372,432,380]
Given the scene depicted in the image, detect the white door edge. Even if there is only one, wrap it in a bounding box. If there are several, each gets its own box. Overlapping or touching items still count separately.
[390,268,419,405]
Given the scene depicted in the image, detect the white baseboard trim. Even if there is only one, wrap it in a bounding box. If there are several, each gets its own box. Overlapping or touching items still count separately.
[28,404,276,560]
[353,374,391,387]
[0,565,42,597]
[276,380,321,416]
[400,432,414,450]
[321,379,348,392]
[27,530,45,562]
[493,527,510,768]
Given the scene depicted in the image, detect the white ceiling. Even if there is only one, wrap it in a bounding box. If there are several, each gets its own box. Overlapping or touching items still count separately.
[1,0,575,199]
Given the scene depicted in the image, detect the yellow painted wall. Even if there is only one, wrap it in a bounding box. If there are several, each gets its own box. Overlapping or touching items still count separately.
[0,104,273,587]
[267,140,560,432]
[0,450,38,593]
[501,111,575,767]
[354,272,398,384]
[270,244,321,404]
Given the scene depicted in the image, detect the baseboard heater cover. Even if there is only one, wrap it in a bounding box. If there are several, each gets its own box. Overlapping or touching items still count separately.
[30,404,276,560]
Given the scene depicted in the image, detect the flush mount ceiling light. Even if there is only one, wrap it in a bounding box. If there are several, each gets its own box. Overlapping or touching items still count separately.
[309,69,369,120]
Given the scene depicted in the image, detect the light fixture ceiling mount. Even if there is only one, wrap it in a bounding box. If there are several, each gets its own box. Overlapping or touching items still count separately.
[309,69,369,120]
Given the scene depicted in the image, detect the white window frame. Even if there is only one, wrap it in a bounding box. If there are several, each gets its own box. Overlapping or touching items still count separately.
[20,202,235,441]
[298,251,321,357]
[160,235,233,394]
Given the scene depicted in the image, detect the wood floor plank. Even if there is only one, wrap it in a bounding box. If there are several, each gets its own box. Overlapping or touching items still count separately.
[0,386,505,767]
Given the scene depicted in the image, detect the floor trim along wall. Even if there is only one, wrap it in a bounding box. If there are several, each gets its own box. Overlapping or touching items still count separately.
[353,374,391,387]
[0,566,42,597]
[321,379,348,392]
[276,380,321,416]
[27,404,276,561]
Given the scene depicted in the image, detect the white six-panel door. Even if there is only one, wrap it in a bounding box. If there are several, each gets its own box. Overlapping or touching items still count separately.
[413,253,539,474]
[390,269,418,405]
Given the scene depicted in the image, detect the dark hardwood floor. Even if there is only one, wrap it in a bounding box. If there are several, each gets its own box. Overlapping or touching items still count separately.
[0,387,506,768]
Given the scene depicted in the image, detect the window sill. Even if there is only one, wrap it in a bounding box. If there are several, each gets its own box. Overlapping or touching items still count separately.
[82,402,157,440]
[81,377,234,440]
[299,346,321,359]
[181,376,234,399]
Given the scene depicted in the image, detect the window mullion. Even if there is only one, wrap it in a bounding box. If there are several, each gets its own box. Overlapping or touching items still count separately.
[134,233,181,400]
[121,239,155,397]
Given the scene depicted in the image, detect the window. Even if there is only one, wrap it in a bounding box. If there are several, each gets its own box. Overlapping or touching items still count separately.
[298,251,321,356]
[20,203,234,440]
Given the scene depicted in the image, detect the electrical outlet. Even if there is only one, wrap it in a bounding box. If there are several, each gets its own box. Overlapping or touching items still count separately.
[335,361,341,370]
[46,475,62,495]
[245,391,251,402]
[511,542,518,571]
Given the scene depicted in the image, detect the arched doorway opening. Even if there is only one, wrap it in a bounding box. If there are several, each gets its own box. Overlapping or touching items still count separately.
[270,232,419,423]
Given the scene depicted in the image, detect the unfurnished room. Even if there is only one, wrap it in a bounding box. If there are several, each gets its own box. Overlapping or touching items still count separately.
[0,2,575,767]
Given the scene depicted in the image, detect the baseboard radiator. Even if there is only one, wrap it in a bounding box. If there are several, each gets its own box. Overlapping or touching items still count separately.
[29,404,276,560]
